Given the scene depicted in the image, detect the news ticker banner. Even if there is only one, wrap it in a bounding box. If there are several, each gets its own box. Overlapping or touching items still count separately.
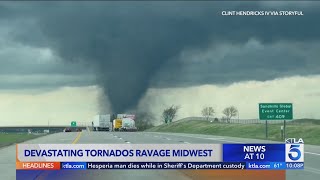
[16,143,304,170]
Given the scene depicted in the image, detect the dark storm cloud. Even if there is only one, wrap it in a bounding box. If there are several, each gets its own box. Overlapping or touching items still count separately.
[0,56,94,75]
[153,41,320,88]
[0,74,96,90]
[1,1,320,112]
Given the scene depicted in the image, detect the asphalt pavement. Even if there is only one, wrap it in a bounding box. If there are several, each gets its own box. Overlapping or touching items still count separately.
[0,131,319,180]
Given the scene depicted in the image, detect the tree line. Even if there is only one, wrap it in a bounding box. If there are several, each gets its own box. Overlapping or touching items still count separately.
[162,105,239,124]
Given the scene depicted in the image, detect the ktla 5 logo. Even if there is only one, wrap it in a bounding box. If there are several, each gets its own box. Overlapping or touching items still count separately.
[285,144,304,162]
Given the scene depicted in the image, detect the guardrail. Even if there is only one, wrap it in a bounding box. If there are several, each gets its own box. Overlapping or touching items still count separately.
[177,117,315,125]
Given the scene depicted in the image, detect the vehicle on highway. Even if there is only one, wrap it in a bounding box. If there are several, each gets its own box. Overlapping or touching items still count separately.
[93,114,110,131]
[120,126,138,132]
[119,117,137,132]
[76,128,82,132]
[64,128,72,132]
[117,114,136,120]
[113,118,122,131]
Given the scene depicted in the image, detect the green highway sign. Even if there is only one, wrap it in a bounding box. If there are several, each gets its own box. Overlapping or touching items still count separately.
[259,103,293,120]
[71,121,77,127]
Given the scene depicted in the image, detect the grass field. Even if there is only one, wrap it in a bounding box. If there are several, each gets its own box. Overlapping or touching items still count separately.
[0,133,44,148]
[146,120,320,145]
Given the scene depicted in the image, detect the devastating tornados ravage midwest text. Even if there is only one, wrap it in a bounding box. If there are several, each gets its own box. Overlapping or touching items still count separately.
[24,149,214,157]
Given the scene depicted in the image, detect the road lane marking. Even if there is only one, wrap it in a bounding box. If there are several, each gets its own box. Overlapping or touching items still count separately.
[305,151,320,156]
[72,132,82,144]
[37,132,82,179]
[156,133,242,143]
[178,141,190,144]
[305,167,320,174]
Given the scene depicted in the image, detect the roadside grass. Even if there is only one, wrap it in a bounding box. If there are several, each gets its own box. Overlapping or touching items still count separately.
[0,133,44,148]
[146,120,320,145]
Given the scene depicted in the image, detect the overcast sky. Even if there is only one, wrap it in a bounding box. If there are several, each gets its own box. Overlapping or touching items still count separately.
[0,1,320,126]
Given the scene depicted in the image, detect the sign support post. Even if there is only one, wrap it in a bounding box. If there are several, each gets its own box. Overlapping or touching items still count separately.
[259,103,293,140]
[283,120,286,140]
[265,120,268,139]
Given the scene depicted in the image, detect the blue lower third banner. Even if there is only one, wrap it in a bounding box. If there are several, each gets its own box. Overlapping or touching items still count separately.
[246,162,286,170]
[86,162,246,170]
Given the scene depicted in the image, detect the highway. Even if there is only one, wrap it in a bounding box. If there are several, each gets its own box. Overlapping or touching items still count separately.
[0,131,319,180]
